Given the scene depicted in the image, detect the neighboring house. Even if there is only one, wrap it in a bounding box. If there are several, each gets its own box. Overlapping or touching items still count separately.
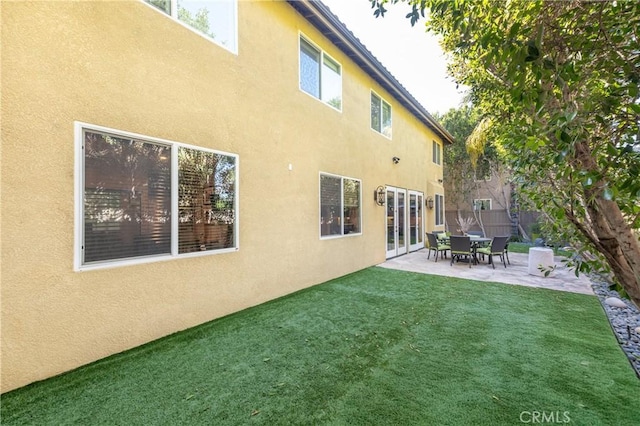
[1,0,453,392]
[444,164,536,238]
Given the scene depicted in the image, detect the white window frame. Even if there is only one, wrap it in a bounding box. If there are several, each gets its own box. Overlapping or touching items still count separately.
[370,90,392,139]
[319,172,362,239]
[74,122,239,271]
[433,140,442,165]
[473,199,492,211]
[142,0,238,55]
[299,33,343,112]
[435,194,445,226]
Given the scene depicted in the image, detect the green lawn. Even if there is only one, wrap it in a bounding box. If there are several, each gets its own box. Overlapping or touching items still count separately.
[2,268,638,425]
[508,242,572,257]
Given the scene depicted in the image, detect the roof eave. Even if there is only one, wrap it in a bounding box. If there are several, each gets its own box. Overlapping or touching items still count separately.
[287,0,455,145]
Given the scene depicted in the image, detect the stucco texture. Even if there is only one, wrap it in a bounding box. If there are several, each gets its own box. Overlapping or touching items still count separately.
[0,0,445,392]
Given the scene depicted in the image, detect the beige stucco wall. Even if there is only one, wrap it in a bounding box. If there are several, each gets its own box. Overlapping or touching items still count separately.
[0,0,445,393]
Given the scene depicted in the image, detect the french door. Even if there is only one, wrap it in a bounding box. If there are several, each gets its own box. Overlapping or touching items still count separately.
[386,186,407,258]
[408,191,424,252]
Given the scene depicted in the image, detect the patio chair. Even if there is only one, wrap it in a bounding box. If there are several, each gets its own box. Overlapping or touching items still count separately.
[450,235,474,268]
[435,232,450,241]
[426,233,450,262]
[476,236,510,269]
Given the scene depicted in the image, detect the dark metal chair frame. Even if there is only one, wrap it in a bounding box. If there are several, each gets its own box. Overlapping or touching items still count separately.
[476,236,510,269]
[449,235,475,268]
[426,232,450,262]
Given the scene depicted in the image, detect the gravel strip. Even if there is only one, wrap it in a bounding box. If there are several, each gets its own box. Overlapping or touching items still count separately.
[590,275,640,378]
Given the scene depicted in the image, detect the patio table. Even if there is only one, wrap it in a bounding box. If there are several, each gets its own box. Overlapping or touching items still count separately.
[469,236,491,245]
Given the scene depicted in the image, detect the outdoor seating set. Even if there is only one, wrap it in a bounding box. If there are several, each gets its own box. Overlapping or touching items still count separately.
[426,232,510,269]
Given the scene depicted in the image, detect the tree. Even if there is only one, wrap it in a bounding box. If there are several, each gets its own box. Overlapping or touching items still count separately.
[438,106,514,237]
[435,106,479,212]
[371,0,640,307]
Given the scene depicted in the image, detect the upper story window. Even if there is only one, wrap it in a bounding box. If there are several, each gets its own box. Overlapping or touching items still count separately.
[299,35,342,111]
[144,0,237,54]
[432,140,442,165]
[76,123,238,270]
[473,199,492,211]
[320,173,361,237]
[370,91,392,138]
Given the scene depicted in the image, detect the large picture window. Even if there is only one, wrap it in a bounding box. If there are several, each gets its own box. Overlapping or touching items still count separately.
[320,173,361,237]
[178,146,236,254]
[76,123,238,270]
[370,91,392,138]
[299,36,342,111]
[144,0,237,54]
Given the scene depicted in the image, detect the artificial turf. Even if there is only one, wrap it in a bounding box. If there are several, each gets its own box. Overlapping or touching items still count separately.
[2,267,638,425]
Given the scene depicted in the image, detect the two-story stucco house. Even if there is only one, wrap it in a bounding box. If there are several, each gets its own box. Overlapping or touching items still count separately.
[0,0,453,392]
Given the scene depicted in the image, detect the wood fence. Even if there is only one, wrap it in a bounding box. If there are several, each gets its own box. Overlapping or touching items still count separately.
[445,209,540,239]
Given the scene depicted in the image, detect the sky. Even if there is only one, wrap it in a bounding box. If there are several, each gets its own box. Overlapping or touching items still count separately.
[320,0,466,116]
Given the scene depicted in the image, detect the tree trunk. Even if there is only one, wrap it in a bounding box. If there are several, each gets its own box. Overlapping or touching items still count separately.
[572,142,640,308]
[589,199,640,308]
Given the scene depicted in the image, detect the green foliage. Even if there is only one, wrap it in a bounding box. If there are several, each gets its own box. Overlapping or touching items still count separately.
[436,105,500,210]
[371,0,640,305]
[437,106,478,208]
[178,6,214,39]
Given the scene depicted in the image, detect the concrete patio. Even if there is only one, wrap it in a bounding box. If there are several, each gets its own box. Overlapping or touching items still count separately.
[379,249,594,295]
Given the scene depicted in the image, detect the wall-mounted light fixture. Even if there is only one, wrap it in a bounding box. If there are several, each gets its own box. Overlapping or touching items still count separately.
[392,156,400,164]
[426,196,434,209]
[374,186,385,206]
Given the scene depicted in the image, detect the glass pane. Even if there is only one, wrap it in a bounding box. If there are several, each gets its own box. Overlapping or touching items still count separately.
[145,0,170,14]
[382,100,392,138]
[83,131,171,264]
[178,147,236,253]
[410,194,417,245]
[435,195,444,226]
[417,195,423,244]
[177,0,237,52]
[320,175,341,236]
[321,55,342,109]
[343,179,360,234]
[398,191,405,248]
[300,38,320,98]
[370,93,381,132]
[387,190,395,251]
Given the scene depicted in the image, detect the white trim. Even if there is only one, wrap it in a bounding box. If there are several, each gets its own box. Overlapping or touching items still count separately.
[74,121,239,271]
[298,32,343,113]
[141,0,238,55]
[473,198,492,211]
[73,123,84,271]
[408,190,424,252]
[370,89,392,140]
[171,143,179,256]
[432,140,442,166]
[434,193,445,226]
[319,171,362,239]
[385,185,408,258]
